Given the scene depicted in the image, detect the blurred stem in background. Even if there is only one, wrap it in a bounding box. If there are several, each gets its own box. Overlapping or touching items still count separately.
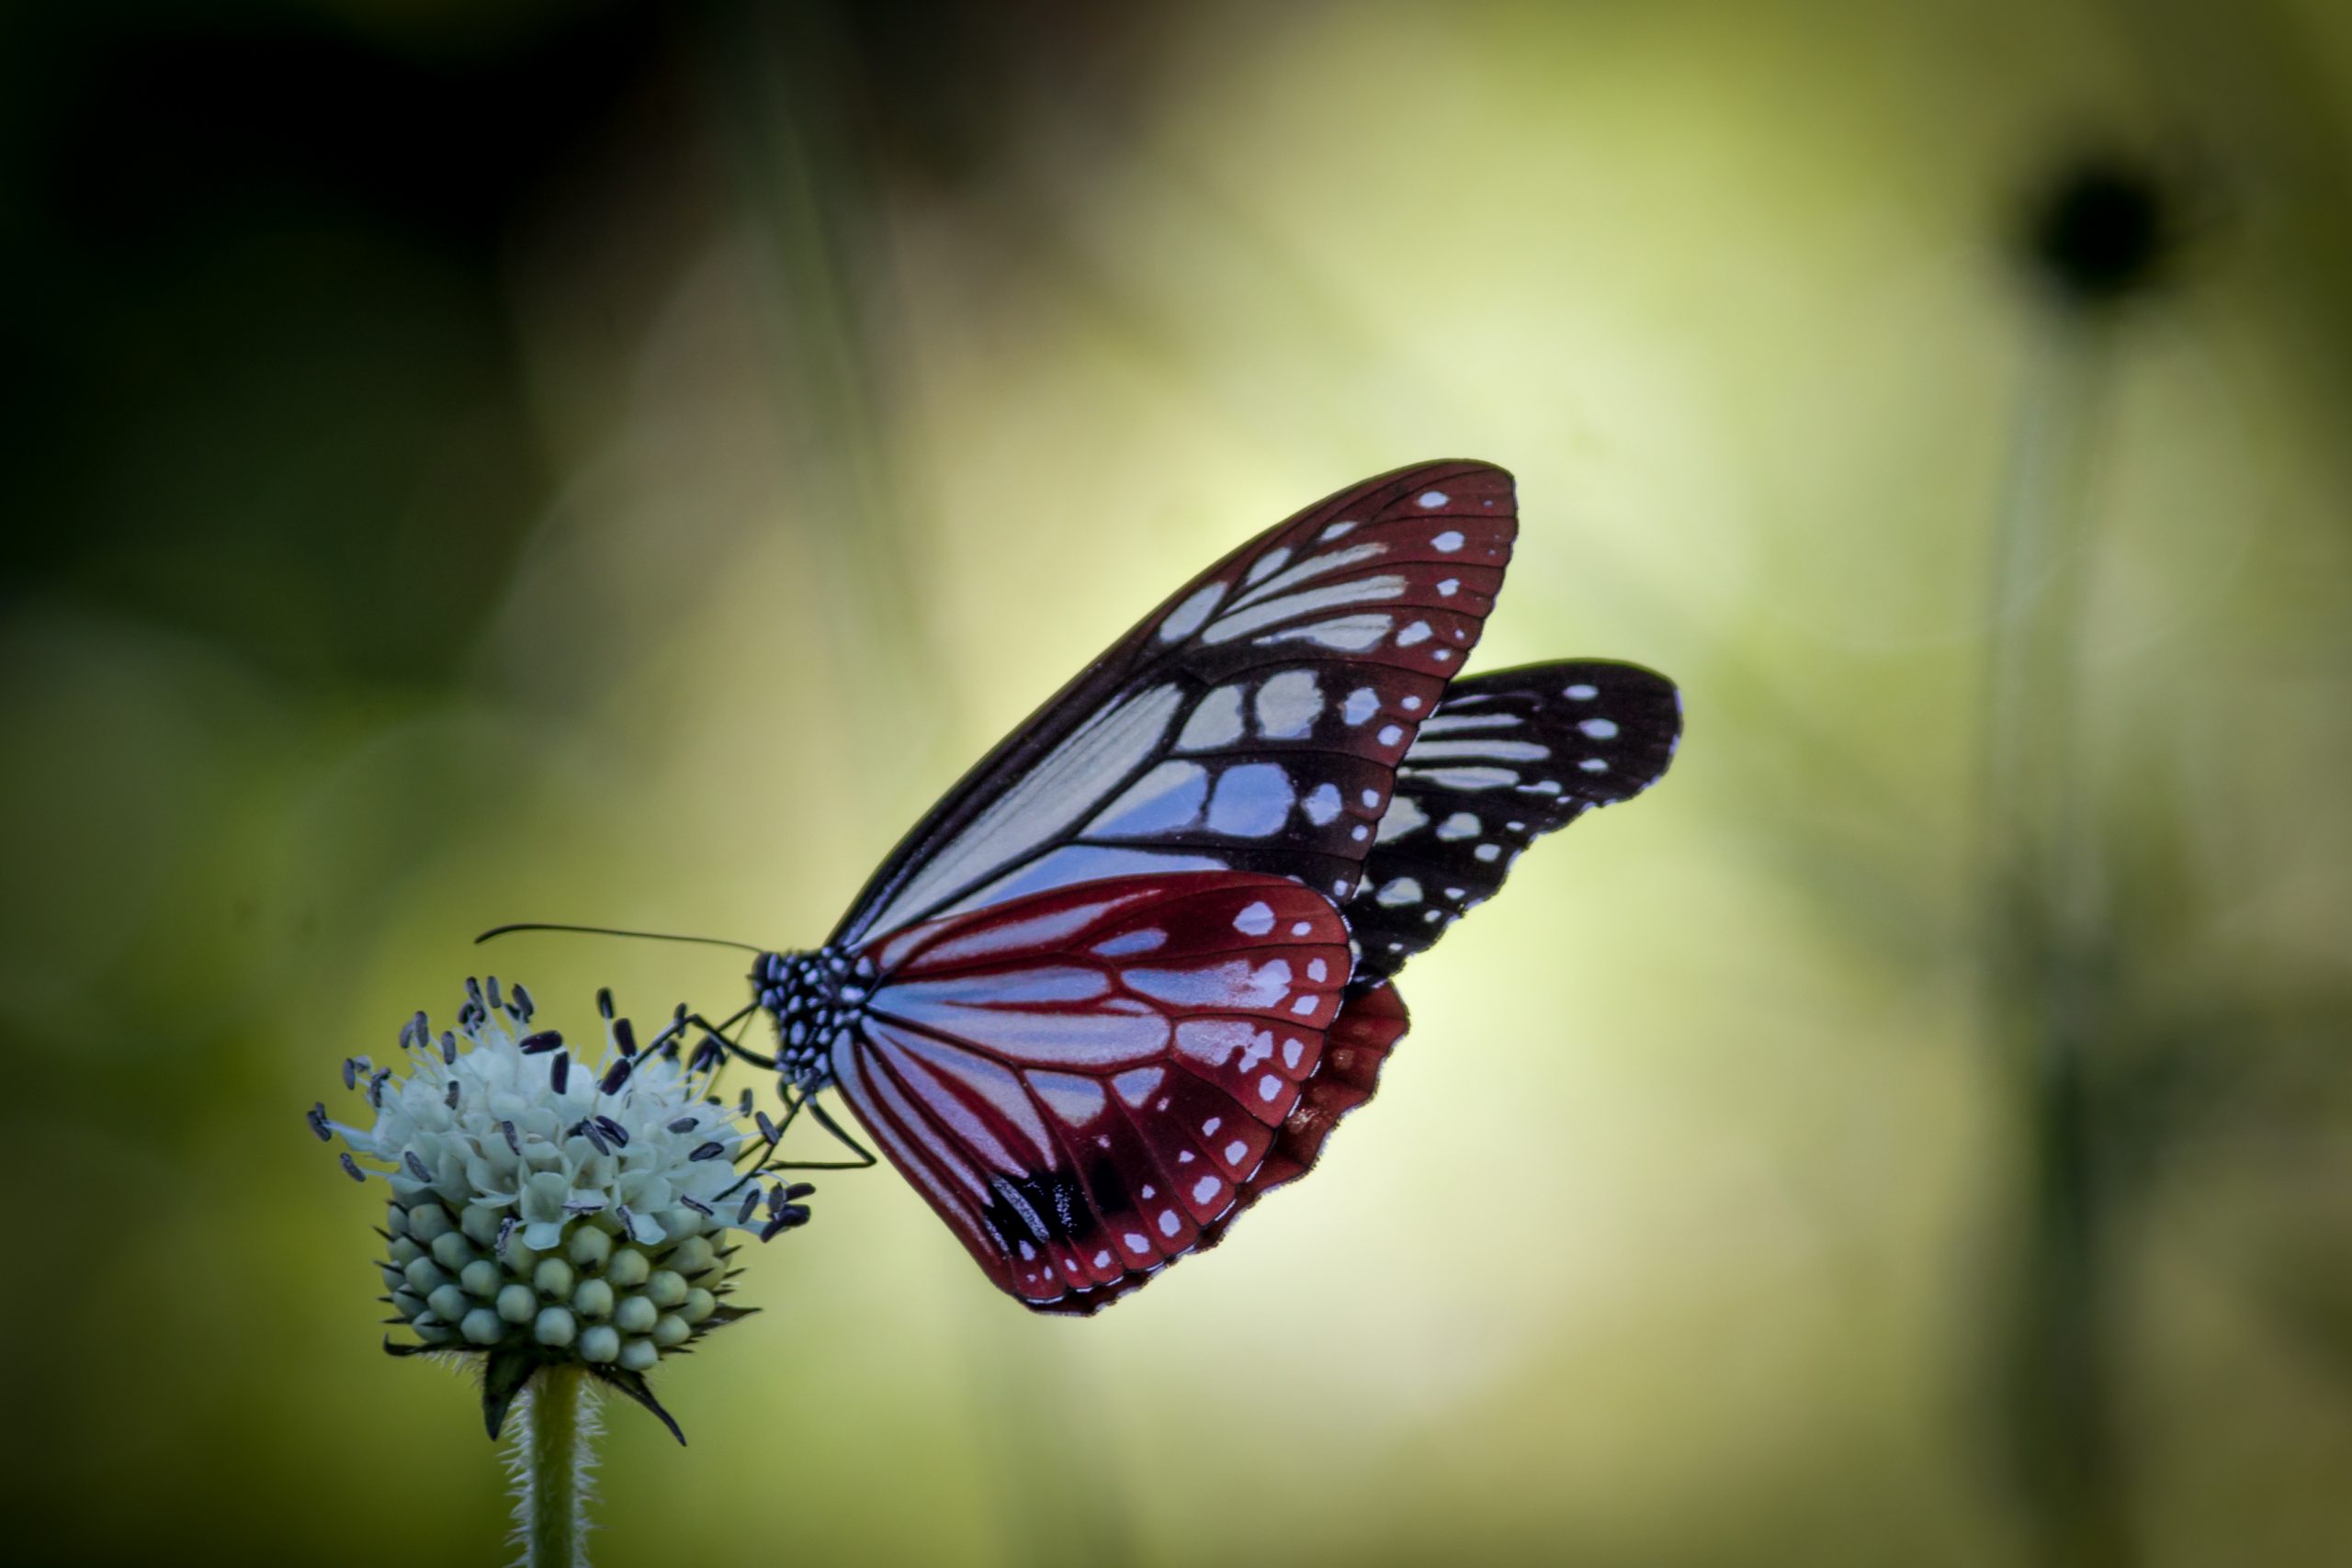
[1980,161,2173,1568]
[694,0,940,761]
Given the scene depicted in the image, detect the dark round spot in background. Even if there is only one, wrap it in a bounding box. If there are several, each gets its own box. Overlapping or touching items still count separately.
[2021,155,2177,307]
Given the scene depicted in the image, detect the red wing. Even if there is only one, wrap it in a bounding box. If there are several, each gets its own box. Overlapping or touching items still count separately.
[1241,979,1410,1200]
[830,871,1356,1313]
[834,461,1518,947]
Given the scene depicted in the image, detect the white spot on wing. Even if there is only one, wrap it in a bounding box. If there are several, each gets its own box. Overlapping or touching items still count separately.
[1408,739,1551,761]
[1232,900,1275,937]
[1342,687,1380,726]
[1204,575,1405,645]
[1375,877,1423,907]
[1253,670,1322,739]
[1417,712,1519,735]
[1092,927,1168,957]
[1159,581,1227,642]
[1255,613,1394,652]
[1206,762,1295,837]
[1565,682,1599,700]
[1403,765,1518,790]
[1376,795,1430,842]
[1242,547,1292,587]
[1176,685,1245,750]
[1579,717,1621,739]
[1085,760,1209,837]
[1432,530,1464,552]
[1229,542,1389,609]
[1301,783,1342,826]
[1417,491,1449,508]
[1396,621,1431,647]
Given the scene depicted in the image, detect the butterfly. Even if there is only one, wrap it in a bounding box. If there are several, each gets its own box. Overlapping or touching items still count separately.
[745,460,1679,1314]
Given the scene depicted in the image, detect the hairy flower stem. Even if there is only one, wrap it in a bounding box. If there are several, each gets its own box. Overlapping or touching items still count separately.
[514,1365,597,1568]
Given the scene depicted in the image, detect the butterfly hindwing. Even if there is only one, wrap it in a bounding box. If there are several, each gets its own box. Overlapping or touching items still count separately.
[835,461,1518,945]
[831,870,1354,1313]
[1346,660,1681,984]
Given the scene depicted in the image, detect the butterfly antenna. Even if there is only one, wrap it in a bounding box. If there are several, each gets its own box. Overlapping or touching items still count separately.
[474,921,765,953]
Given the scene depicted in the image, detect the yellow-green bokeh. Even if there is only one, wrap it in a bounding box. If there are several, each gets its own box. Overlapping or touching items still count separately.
[6,2,2352,1563]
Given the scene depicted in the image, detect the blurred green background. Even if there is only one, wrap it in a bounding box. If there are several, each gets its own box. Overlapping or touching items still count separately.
[6,1,2352,1563]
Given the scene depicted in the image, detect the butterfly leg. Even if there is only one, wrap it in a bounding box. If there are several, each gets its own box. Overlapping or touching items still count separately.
[756,1091,877,1173]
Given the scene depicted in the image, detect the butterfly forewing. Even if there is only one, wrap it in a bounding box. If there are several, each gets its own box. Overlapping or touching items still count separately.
[831,870,1354,1313]
[1346,660,1681,984]
[834,461,1518,945]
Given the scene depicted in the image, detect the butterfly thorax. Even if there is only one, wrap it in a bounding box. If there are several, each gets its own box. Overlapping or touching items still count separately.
[752,947,876,1092]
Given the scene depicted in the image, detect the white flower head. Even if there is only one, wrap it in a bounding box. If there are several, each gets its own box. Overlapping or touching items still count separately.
[312,977,813,1441]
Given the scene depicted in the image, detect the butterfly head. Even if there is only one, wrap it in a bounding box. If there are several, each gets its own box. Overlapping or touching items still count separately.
[751,945,876,1093]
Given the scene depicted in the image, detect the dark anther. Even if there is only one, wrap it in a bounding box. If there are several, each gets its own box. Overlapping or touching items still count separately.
[688,1039,722,1074]
[444,1082,461,1110]
[401,1011,427,1050]
[458,1000,483,1030]
[518,1031,564,1055]
[737,1089,755,1117]
[501,1121,522,1156]
[681,1194,714,1215]
[666,1117,698,1134]
[597,987,615,1021]
[486,976,503,1010]
[341,1153,367,1182]
[755,1111,779,1145]
[582,1121,611,1156]
[781,1181,816,1201]
[513,983,536,1021]
[599,1058,632,1095]
[404,1151,431,1181]
[440,1032,458,1066]
[368,1067,391,1108]
[594,1115,628,1147]
[497,1215,519,1253]
[550,1052,570,1094]
[466,976,486,1010]
[614,1018,637,1057]
[689,1141,727,1161]
[616,1202,636,1235]
[307,1103,332,1142]
[564,1198,605,1215]
[342,1058,360,1091]
[737,1189,761,1224]
[759,1204,810,1241]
